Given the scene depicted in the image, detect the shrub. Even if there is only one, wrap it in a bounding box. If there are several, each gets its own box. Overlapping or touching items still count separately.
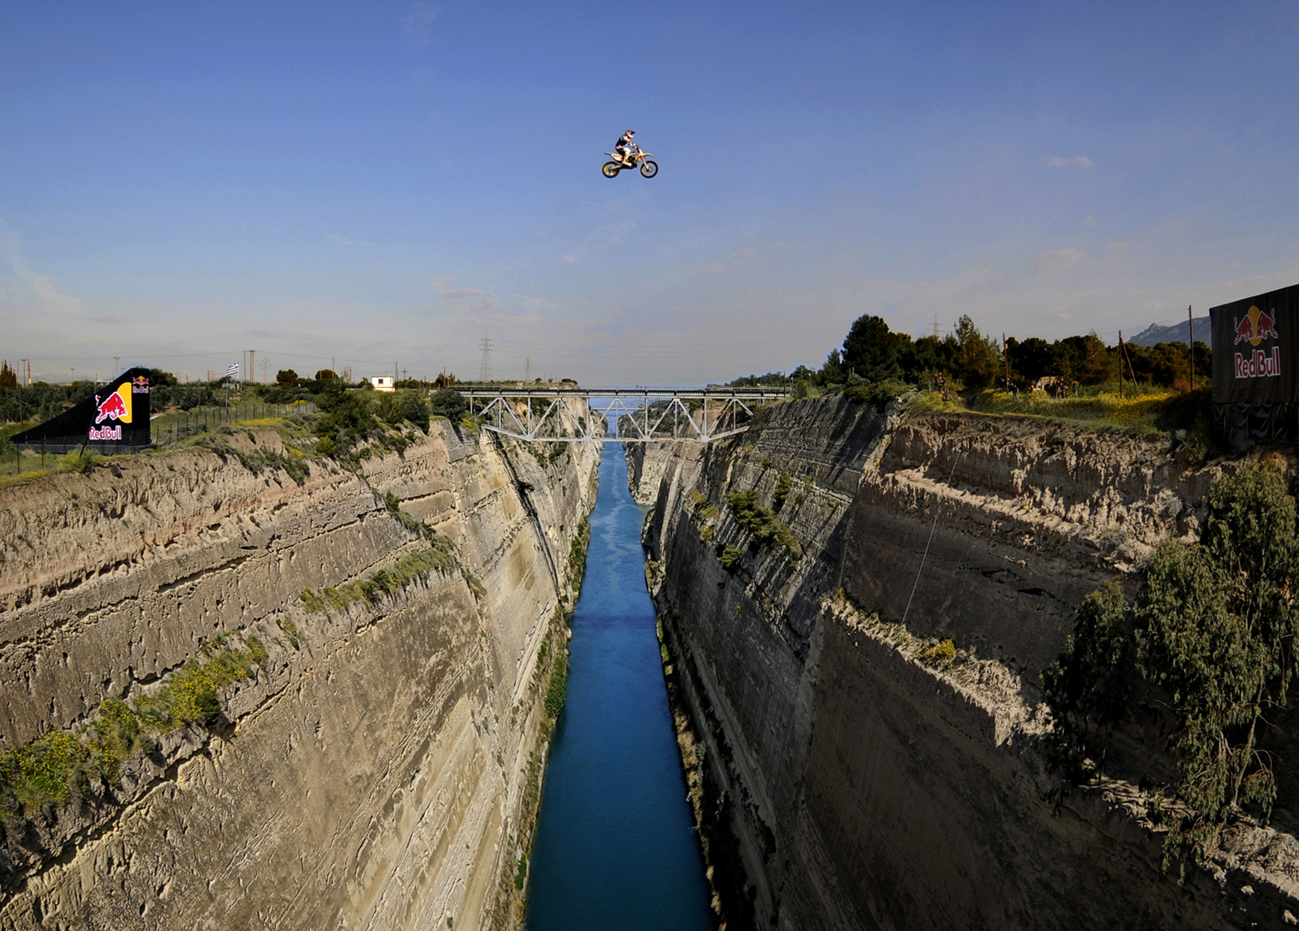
[1045,462,1299,873]
[544,652,568,719]
[431,389,468,422]
[719,545,743,571]
[773,471,793,512]
[1042,582,1131,763]
[917,638,957,669]
[726,489,801,561]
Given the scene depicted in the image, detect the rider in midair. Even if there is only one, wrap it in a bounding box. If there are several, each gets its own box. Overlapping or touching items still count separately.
[614,129,636,166]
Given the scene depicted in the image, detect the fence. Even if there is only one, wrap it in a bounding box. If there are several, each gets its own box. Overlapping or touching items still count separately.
[5,400,317,477]
[153,400,316,446]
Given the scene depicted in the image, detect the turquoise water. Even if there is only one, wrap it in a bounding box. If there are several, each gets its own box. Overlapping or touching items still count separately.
[524,444,713,931]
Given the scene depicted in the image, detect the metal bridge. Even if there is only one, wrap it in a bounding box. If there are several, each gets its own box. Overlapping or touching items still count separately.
[458,387,790,443]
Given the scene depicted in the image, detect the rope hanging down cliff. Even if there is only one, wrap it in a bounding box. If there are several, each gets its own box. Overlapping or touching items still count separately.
[901,451,965,627]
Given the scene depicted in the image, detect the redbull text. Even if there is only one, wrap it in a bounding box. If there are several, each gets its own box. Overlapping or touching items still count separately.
[88,425,122,441]
[1235,347,1282,379]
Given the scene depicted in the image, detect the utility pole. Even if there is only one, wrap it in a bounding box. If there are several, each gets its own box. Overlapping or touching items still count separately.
[249,350,255,384]
[932,315,940,339]
[263,358,268,383]
[479,336,493,383]
[114,356,120,374]
[1003,333,1010,392]
[1188,305,1195,391]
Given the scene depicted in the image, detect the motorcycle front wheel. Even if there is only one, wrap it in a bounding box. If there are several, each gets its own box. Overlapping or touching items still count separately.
[640,160,658,178]
[602,162,621,178]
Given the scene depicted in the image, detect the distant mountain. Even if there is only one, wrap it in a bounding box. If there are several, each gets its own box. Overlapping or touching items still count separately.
[1126,316,1211,348]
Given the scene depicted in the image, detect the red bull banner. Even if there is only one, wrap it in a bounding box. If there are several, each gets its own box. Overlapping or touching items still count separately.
[11,366,152,453]
[1211,283,1299,445]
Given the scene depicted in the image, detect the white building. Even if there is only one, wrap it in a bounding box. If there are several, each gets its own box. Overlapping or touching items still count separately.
[370,376,395,393]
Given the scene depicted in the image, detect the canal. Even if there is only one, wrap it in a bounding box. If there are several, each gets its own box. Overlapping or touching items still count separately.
[524,443,714,930]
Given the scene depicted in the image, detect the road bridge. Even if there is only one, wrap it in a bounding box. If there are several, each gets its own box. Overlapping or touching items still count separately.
[457,387,790,443]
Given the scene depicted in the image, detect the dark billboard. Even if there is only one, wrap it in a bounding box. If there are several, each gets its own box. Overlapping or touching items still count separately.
[12,367,153,453]
[1211,283,1299,445]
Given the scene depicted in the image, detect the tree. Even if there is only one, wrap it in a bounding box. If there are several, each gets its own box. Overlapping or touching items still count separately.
[1042,582,1132,765]
[397,392,430,432]
[0,361,16,391]
[840,314,903,383]
[819,349,845,385]
[1136,465,1299,830]
[315,369,338,382]
[1007,337,1053,386]
[430,388,467,422]
[1047,463,1299,872]
[276,369,299,386]
[949,315,1001,389]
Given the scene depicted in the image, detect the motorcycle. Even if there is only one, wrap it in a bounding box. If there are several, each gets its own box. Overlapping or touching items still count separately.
[602,145,658,178]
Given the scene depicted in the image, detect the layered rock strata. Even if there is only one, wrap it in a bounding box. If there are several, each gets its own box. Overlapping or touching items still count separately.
[634,398,1299,931]
[0,421,599,931]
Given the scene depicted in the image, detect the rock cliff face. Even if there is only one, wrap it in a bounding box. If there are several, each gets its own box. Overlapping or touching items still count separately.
[634,398,1299,931]
[0,421,599,931]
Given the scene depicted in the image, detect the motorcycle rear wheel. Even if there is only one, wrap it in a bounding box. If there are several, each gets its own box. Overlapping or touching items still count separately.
[602,162,621,178]
[640,160,658,178]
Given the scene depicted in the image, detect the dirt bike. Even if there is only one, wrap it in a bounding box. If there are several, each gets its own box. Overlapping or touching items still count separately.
[602,146,657,178]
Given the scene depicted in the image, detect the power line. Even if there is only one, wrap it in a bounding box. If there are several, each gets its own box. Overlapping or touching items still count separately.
[479,335,493,382]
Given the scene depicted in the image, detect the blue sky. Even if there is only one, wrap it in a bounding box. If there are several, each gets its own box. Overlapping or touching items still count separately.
[2,0,1297,385]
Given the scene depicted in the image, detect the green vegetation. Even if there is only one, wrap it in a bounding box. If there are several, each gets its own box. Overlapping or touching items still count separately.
[211,443,311,486]
[725,489,801,562]
[0,635,267,819]
[544,651,568,719]
[1044,463,1299,873]
[133,638,268,730]
[567,516,591,593]
[772,471,793,512]
[916,638,958,669]
[279,618,302,649]
[726,311,1211,438]
[375,390,431,433]
[299,539,459,614]
[718,545,743,572]
[430,388,468,422]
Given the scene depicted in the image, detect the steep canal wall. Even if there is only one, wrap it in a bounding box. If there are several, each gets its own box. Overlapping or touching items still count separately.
[0,420,599,931]
[633,398,1299,930]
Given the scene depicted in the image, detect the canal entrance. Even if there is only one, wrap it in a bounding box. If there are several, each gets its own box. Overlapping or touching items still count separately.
[524,444,713,930]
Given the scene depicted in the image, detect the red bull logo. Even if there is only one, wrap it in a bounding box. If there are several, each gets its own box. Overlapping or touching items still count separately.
[1233,305,1282,380]
[131,375,150,394]
[1234,305,1279,347]
[90,382,133,439]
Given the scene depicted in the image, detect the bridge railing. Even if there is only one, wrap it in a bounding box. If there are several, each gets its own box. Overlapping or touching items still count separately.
[454,386,790,444]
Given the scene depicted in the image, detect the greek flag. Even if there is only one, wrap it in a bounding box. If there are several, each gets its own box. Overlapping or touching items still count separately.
[226,362,239,378]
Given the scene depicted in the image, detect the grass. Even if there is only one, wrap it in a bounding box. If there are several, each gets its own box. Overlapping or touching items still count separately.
[0,635,267,819]
[299,538,459,613]
[907,384,1214,437]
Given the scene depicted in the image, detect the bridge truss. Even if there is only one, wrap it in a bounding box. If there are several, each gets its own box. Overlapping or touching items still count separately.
[457,387,789,443]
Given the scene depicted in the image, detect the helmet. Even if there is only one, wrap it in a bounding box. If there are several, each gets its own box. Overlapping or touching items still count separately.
[626,129,635,135]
